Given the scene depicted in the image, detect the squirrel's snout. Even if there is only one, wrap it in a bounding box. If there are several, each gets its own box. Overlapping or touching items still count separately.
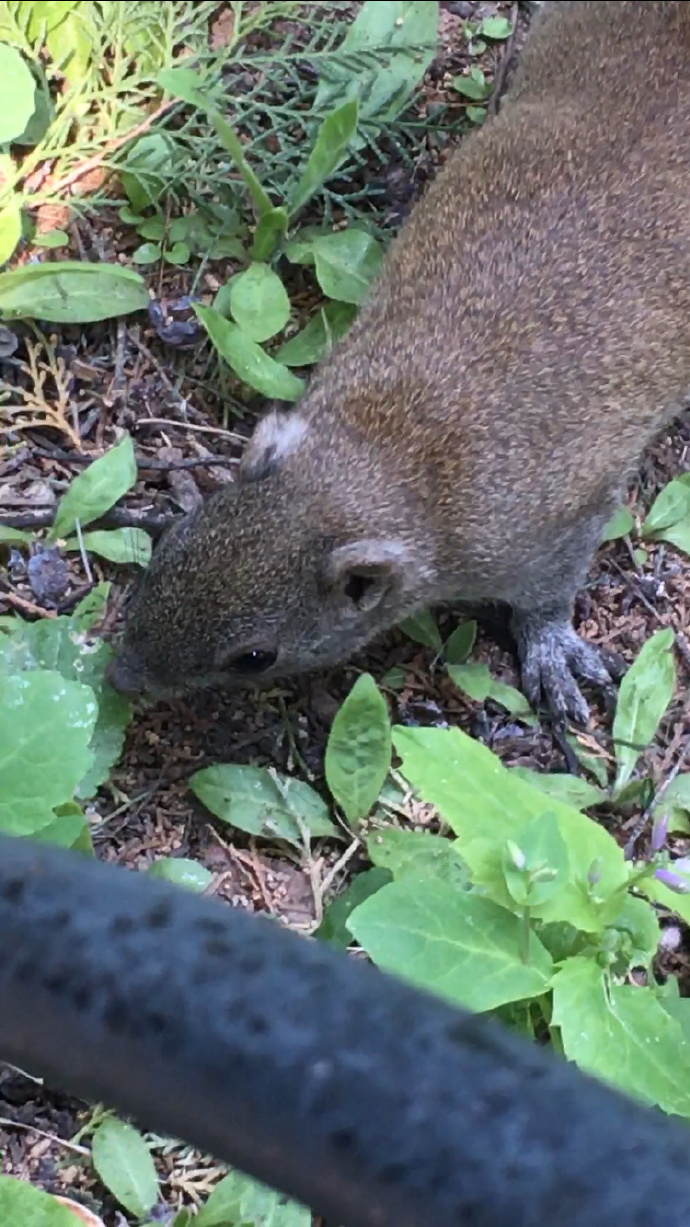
[105,652,146,698]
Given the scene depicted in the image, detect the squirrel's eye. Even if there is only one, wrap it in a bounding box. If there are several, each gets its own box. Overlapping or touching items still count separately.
[228,649,278,675]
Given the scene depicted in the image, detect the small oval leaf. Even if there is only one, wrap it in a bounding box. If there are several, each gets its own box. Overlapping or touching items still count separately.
[325,673,391,826]
[194,304,304,401]
[229,262,291,342]
[91,1119,159,1220]
[49,436,137,541]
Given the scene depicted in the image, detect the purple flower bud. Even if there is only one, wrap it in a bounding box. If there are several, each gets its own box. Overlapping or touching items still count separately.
[587,858,602,886]
[650,811,669,854]
[654,867,690,894]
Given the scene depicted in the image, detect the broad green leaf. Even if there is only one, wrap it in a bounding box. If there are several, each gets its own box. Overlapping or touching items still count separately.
[368,828,471,889]
[197,1171,310,1227]
[190,764,341,846]
[46,9,94,84]
[64,527,152,566]
[31,806,93,855]
[0,262,148,323]
[120,133,177,211]
[0,598,131,799]
[283,226,326,266]
[239,1179,311,1227]
[288,98,359,217]
[480,15,512,38]
[0,525,32,543]
[325,673,391,825]
[601,506,634,542]
[92,1119,159,1220]
[349,880,553,1011]
[315,867,392,948]
[194,305,304,401]
[0,201,22,266]
[314,230,383,305]
[502,814,569,908]
[25,0,80,38]
[392,725,628,931]
[156,65,208,107]
[229,262,291,342]
[250,206,288,261]
[509,766,605,811]
[0,671,96,836]
[0,44,37,144]
[210,111,274,218]
[605,893,660,968]
[132,242,161,264]
[552,957,690,1117]
[0,1175,78,1227]
[642,477,690,538]
[32,229,69,249]
[451,72,490,100]
[165,241,190,266]
[444,620,477,664]
[612,628,676,792]
[275,301,356,367]
[148,857,213,893]
[49,436,137,541]
[399,608,442,651]
[448,661,533,719]
[315,1,438,124]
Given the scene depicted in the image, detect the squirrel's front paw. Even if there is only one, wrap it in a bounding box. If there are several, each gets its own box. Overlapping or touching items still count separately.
[511,614,623,725]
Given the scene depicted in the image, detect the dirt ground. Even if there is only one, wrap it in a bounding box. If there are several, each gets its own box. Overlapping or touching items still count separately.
[1,1,689,1222]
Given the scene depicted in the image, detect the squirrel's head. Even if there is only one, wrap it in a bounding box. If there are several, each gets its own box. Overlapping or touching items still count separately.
[107,410,434,699]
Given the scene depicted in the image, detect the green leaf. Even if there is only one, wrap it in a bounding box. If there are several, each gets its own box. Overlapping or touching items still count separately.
[148,858,213,893]
[0,671,96,837]
[479,15,513,39]
[0,44,37,144]
[288,98,359,217]
[552,957,690,1116]
[315,1,438,124]
[0,1175,78,1226]
[49,436,137,541]
[229,262,291,343]
[399,608,443,651]
[275,301,357,367]
[444,620,477,664]
[605,893,660,968]
[92,1119,159,1220]
[0,262,148,323]
[612,628,676,792]
[120,133,177,211]
[392,725,628,931]
[325,673,391,826]
[32,229,69,249]
[642,477,690,538]
[314,230,383,305]
[0,525,32,543]
[502,814,569,908]
[132,241,161,264]
[448,661,533,719]
[194,304,304,402]
[349,880,553,1011]
[165,241,190,266]
[509,766,605,811]
[315,867,392,949]
[45,9,94,85]
[0,202,22,266]
[26,1,80,39]
[210,111,274,218]
[0,594,131,800]
[451,73,490,100]
[601,506,634,542]
[190,764,340,847]
[250,206,288,261]
[64,527,152,567]
[31,806,93,855]
[197,1171,310,1227]
[368,828,471,889]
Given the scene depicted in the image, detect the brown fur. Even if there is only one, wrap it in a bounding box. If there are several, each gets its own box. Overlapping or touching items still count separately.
[110,1,690,722]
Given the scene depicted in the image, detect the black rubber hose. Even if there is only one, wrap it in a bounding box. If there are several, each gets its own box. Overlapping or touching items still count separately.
[1,835,689,1227]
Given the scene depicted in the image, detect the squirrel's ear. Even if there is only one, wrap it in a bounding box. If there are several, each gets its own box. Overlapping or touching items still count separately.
[324,539,424,613]
[240,410,308,482]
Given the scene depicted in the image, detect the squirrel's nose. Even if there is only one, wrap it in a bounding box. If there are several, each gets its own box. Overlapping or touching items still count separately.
[105,653,145,698]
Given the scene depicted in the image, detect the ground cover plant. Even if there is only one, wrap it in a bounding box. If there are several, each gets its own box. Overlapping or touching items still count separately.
[1,1,690,1223]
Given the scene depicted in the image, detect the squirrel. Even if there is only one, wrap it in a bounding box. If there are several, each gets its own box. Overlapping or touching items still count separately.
[108,1,690,724]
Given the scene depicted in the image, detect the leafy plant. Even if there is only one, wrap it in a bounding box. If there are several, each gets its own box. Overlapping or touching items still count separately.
[602,479,690,558]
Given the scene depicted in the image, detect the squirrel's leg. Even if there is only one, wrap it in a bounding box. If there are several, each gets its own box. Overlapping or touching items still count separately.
[510,603,623,725]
